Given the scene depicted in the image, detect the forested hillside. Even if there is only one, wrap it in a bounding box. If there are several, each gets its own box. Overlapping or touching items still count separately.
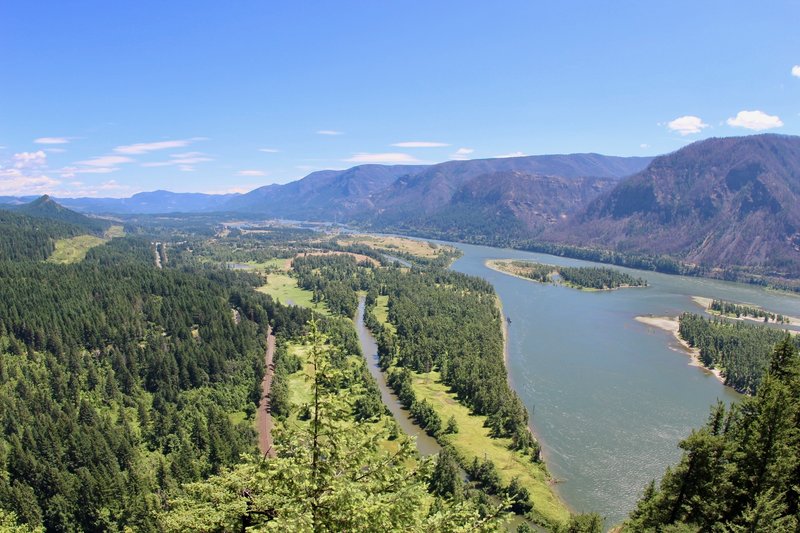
[0,237,296,530]
[557,135,800,280]
[0,210,87,261]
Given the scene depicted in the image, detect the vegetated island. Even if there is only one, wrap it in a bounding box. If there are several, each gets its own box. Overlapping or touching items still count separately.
[692,295,800,326]
[637,311,800,395]
[487,259,648,291]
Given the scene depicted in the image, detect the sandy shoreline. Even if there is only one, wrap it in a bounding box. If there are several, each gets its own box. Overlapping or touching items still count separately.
[486,259,543,285]
[635,315,725,384]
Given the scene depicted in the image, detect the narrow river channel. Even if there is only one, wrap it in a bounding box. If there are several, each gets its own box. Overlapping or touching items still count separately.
[354,297,441,456]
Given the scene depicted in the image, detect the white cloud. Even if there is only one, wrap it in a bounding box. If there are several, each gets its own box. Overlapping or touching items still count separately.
[492,151,527,158]
[317,130,344,136]
[60,166,117,178]
[114,139,193,154]
[77,155,133,167]
[53,179,133,198]
[792,65,800,78]
[391,141,450,148]
[0,167,61,195]
[451,147,474,160]
[13,151,47,168]
[667,115,709,135]
[34,137,70,145]
[344,152,420,164]
[259,148,280,153]
[141,152,213,168]
[44,148,67,154]
[726,110,784,131]
[640,143,650,149]
[237,170,267,177]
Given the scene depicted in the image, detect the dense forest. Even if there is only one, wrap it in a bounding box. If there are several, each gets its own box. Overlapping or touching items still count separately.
[0,235,306,530]
[626,337,800,531]
[0,210,87,261]
[709,299,789,324]
[678,313,800,394]
[0,212,528,531]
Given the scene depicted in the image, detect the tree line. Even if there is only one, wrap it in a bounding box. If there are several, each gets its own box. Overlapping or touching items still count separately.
[709,299,789,324]
[678,313,800,394]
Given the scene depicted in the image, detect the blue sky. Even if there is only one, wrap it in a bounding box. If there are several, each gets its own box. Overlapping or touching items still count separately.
[1,1,798,197]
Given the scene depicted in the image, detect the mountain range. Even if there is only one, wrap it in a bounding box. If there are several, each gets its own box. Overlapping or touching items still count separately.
[550,135,800,278]
[3,134,799,281]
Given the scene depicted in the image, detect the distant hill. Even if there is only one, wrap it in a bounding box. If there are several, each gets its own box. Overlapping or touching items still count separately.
[58,190,238,214]
[226,164,426,218]
[0,198,104,261]
[381,171,622,244]
[224,154,650,228]
[362,154,650,239]
[549,135,800,278]
[13,195,111,234]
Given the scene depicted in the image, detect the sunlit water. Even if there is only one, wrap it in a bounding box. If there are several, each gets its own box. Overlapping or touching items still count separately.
[443,241,800,525]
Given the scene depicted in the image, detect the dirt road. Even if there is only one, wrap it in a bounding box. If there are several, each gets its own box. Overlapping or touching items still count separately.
[257,327,276,457]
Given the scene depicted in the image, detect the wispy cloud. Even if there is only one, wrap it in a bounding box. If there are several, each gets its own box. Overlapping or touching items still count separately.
[34,137,70,145]
[62,154,134,177]
[141,152,213,172]
[792,65,800,78]
[391,141,450,148]
[259,148,280,153]
[666,115,709,135]
[1,151,59,195]
[726,110,783,131]
[60,166,117,177]
[114,139,201,154]
[13,151,47,168]
[451,147,474,160]
[77,155,133,167]
[640,143,650,149]
[237,170,267,177]
[344,152,420,164]
[492,151,526,158]
[317,130,344,136]
[0,168,60,195]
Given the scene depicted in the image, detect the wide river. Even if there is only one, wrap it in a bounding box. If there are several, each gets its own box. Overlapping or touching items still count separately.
[441,240,800,525]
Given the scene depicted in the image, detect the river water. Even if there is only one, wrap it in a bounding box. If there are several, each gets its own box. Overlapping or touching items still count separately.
[355,298,441,456]
[443,241,800,525]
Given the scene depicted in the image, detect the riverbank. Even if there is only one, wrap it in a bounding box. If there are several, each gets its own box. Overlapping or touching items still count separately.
[635,315,725,385]
[371,295,570,527]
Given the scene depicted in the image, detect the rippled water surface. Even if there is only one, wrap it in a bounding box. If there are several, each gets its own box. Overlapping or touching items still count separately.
[445,241,800,525]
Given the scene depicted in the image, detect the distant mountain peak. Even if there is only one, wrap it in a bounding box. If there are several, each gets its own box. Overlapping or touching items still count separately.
[550,133,800,278]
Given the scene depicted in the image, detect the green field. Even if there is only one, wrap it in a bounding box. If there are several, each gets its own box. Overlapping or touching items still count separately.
[374,295,396,335]
[409,369,570,526]
[256,273,330,316]
[48,235,109,264]
[47,225,125,264]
